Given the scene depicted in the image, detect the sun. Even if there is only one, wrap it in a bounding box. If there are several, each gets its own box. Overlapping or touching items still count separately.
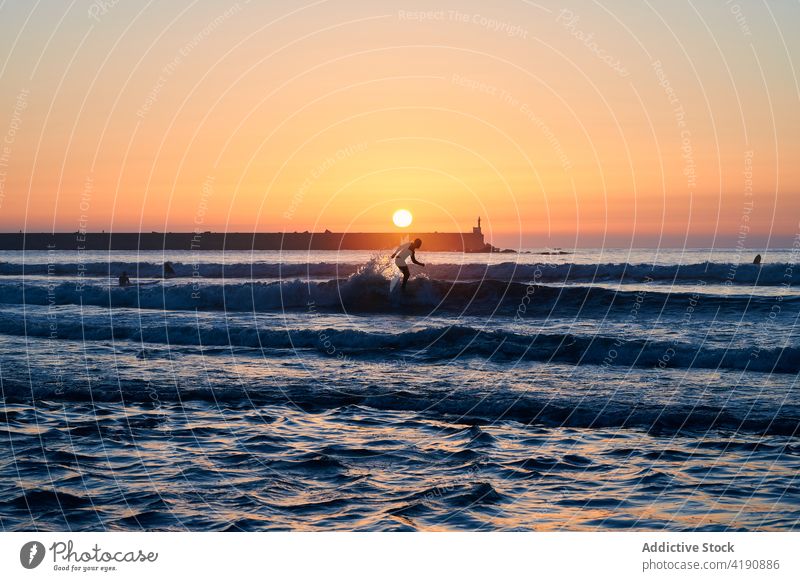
[392,209,413,228]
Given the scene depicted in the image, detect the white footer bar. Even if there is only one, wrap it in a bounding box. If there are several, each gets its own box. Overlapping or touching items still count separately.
[1,532,798,580]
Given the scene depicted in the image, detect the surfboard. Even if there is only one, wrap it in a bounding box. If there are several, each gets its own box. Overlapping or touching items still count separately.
[389,274,401,293]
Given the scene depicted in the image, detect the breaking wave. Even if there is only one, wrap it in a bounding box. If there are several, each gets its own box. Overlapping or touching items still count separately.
[0,276,795,316]
[2,260,798,285]
[4,312,798,374]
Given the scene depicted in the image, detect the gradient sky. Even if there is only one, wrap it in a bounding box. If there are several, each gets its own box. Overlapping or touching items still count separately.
[0,0,798,247]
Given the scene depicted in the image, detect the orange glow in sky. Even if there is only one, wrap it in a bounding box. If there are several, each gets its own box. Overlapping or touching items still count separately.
[0,1,798,247]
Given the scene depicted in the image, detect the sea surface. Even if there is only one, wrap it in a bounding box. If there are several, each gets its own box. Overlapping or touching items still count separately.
[1,247,799,531]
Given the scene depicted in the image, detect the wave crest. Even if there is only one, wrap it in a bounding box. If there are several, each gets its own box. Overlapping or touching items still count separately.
[3,260,798,285]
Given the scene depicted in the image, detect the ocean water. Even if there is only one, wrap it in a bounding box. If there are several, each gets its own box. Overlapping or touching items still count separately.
[1,247,798,531]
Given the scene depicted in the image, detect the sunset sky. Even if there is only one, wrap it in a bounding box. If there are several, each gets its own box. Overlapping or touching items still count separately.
[0,0,798,247]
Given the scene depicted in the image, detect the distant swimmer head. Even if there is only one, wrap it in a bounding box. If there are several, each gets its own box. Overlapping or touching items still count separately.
[414,238,422,248]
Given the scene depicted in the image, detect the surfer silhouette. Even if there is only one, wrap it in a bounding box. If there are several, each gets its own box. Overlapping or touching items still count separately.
[391,238,425,290]
[118,271,131,287]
